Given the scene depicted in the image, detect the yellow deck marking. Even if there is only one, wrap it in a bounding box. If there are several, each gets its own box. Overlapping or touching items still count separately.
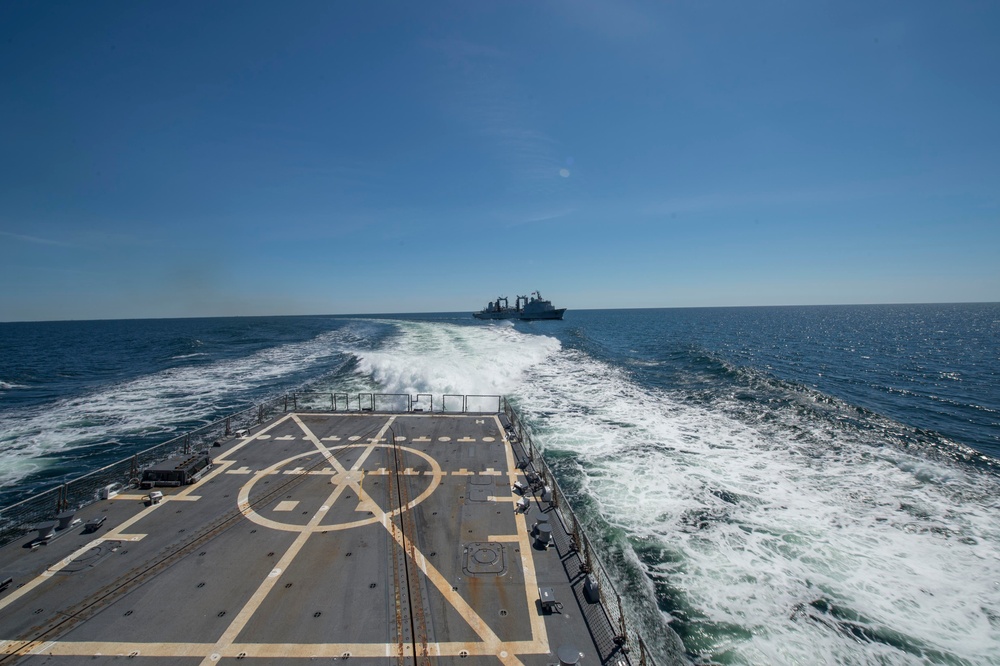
[0,416,293,615]
[496,413,549,649]
[0,639,552,659]
[197,415,399,666]
[1,413,557,664]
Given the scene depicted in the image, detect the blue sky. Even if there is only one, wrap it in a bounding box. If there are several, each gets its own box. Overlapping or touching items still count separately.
[1,1,998,321]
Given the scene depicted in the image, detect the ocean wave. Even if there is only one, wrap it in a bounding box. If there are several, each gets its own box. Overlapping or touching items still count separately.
[0,324,370,490]
[512,346,1000,664]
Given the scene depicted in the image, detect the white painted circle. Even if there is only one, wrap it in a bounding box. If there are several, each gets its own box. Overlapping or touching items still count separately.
[396,436,407,441]
[438,436,451,442]
[348,435,361,441]
[258,434,271,439]
[210,654,220,662]
[482,437,495,442]
[239,445,444,532]
[268,568,282,577]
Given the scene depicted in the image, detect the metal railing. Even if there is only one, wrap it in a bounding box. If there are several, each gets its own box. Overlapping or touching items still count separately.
[501,397,660,666]
[0,397,285,546]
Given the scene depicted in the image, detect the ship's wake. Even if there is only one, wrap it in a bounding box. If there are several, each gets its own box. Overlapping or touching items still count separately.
[350,320,1000,665]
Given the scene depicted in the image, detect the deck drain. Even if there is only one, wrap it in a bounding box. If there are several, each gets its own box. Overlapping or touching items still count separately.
[33,609,43,615]
[217,611,226,617]
[197,582,206,588]
[369,583,377,589]
[314,612,322,617]
[346,552,352,557]
[285,583,293,588]
[124,610,133,616]
[460,651,469,658]
[267,552,275,557]
[499,609,508,617]
[199,552,206,556]
[341,652,351,659]
[250,529,257,533]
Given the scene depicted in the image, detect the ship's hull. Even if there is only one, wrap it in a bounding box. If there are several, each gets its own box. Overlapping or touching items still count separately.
[473,309,520,320]
[473,308,566,320]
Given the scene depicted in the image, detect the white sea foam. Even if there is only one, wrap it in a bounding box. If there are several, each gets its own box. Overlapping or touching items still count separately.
[516,350,1000,664]
[346,320,1000,664]
[0,326,363,489]
[349,320,560,397]
[0,381,26,390]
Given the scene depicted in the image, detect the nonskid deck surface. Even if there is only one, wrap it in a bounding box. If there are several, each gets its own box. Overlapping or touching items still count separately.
[0,412,629,665]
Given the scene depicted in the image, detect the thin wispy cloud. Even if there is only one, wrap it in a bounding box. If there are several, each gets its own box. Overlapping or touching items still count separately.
[0,230,72,247]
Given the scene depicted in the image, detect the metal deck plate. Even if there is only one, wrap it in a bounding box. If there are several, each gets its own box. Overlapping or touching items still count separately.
[0,412,632,665]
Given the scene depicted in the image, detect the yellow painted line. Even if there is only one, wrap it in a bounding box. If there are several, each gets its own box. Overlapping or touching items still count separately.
[0,639,554,658]
[199,484,350,666]
[496,414,549,650]
[0,459,231,614]
[210,413,294,463]
[198,415,400,666]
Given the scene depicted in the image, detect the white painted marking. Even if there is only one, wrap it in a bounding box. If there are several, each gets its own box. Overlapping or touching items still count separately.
[438,436,451,442]
[274,501,299,512]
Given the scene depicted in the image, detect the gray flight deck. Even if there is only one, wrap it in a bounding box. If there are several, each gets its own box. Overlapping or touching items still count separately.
[0,406,643,665]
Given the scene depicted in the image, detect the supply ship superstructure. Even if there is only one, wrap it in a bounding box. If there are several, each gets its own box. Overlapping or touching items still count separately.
[474,293,566,321]
[0,393,671,665]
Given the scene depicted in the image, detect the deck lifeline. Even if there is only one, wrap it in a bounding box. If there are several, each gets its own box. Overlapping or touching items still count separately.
[0,411,632,665]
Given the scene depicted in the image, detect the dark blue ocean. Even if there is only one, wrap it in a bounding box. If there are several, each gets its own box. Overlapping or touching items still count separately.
[1,305,998,664]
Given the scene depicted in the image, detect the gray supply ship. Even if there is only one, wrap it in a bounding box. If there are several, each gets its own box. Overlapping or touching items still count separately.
[0,392,678,665]
[474,292,566,321]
